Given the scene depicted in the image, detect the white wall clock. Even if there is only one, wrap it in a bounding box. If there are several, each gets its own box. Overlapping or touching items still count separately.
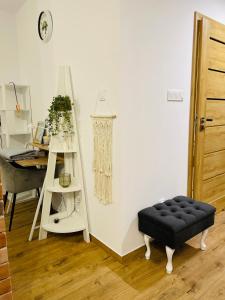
[38,10,53,43]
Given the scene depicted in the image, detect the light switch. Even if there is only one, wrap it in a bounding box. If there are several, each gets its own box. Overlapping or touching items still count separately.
[167,89,184,102]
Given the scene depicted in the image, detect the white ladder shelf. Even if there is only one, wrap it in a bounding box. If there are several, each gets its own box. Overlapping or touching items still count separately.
[29,66,90,242]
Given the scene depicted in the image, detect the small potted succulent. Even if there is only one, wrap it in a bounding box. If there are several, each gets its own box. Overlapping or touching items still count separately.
[48,95,73,136]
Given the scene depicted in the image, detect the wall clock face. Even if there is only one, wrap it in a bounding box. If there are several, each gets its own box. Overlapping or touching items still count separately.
[38,10,53,42]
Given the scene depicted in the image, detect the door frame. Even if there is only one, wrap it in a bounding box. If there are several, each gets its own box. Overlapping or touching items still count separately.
[187,12,216,198]
[188,12,225,211]
[187,12,201,197]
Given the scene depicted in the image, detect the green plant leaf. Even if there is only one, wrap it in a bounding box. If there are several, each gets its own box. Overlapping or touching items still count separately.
[47,95,73,135]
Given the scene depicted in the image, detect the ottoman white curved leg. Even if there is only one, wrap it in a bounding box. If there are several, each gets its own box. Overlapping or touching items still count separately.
[165,246,175,274]
[200,229,208,251]
[144,234,151,260]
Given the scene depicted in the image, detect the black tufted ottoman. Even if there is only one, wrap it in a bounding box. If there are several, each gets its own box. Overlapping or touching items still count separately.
[138,196,216,273]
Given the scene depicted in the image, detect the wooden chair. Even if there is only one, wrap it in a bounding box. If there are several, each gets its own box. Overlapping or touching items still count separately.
[0,157,45,231]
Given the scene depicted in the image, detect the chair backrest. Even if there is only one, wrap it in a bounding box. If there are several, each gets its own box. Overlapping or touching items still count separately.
[0,157,17,193]
[0,156,45,194]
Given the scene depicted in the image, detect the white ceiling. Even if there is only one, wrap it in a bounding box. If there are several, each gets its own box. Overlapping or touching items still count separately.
[0,0,26,13]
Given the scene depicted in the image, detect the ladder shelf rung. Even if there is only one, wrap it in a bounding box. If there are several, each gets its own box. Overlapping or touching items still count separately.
[42,214,85,233]
[46,178,81,193]
[34,67,90,243]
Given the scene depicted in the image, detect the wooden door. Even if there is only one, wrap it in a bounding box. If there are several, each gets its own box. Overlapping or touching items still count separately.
[189,13,225,207]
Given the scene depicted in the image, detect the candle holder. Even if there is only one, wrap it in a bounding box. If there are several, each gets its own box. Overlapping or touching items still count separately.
[59,173,71,188]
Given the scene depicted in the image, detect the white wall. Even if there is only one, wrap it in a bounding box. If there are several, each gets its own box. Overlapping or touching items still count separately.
[0,10,19,83]
[15,0,225,256]
[16,0,123,254]
[51,0,122,254]
[16,0,55,123]
[120,0,225,255]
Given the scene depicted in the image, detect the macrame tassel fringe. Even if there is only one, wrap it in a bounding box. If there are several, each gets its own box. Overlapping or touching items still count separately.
[93,117,113,204]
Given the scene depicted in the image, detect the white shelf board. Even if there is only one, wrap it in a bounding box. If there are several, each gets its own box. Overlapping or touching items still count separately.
[4,84,29,89]
[50,148,77,153]
[8,131,31,136]
[47,178,81,193]
[50,135,77,153]
[0,132,31,136]
[42,213,85,233]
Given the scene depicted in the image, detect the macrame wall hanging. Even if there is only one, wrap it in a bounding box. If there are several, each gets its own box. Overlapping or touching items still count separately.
[91,93,116,205]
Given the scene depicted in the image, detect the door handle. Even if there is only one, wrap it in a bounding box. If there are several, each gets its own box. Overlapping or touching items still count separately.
[200,117,205,131]
[200,117,214,130]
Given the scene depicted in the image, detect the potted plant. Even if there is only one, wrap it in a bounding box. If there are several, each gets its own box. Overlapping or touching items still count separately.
[48,95,73,136]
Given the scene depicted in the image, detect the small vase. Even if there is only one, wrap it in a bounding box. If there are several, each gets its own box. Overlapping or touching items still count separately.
[59,173,71,188]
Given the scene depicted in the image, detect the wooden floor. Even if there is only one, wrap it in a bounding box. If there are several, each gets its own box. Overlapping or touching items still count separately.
[5,200,225,300]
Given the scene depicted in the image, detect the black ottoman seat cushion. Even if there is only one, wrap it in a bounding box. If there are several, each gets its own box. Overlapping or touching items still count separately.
[138,195,216,249]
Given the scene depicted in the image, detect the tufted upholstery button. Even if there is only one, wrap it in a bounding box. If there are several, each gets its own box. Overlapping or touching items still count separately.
[155,207,161,210]
[171,209,177,213]
[166,203,171,206]
[175,199,180,203]
[161,213,167,217]
[176,215,182,219]
[186,211,191,214]
[180,205,186,208]
[188,201,194,204]
[195,206,200,210]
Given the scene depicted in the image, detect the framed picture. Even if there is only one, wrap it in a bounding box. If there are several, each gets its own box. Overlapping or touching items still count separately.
[34,121,45,144]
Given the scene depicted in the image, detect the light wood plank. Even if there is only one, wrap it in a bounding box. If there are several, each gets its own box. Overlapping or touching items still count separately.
[204,126,225,153]
[209,21,225,44]
[203,150,225,179]
[208,38,225,71]
[205,100,225,126]
[199,268,225,299]
[16,156,63,167]
[202,172,225,203]
[207,70,225,99]
[5,199,225,300]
